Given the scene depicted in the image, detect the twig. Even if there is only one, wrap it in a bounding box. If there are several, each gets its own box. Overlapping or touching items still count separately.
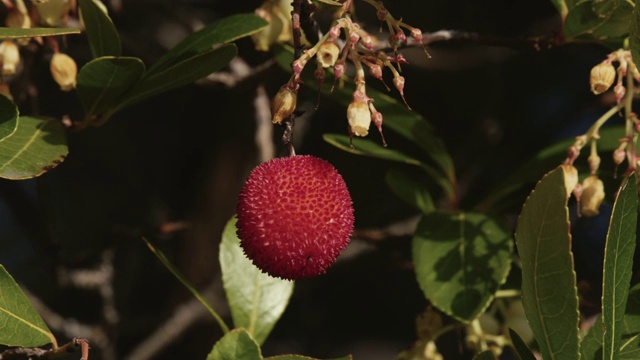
[352,215,421,241]
[254,85,276,162]
[0,338,89,360]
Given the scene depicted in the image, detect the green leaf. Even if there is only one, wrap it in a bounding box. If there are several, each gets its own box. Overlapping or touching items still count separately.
[220,217,294,346]
[78,0,121,58]
[631,0,640,65]
[0,116,67,180]
[602,173,638,360]
[76,56,145,120]
[322,134,455,199]
[114,44,237,113]
[473,350,497,360]
[0,94,18,141]
[549,0,569,19]
[385,169,435,214]
[565,0,633,40]
[0,265,56,347]
[412,211,512,322]
[142,238,230,334]
[515,166,580,360]
[206,328,262,360]
[581,284,640,359]
[265,356,352,360]
[508,328,537,360]
[0,27,80,39]
[146,13,267,76]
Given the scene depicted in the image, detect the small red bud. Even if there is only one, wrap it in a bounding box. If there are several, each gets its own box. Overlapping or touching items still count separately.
[369,64,382,80]
[334,62,345,79]
[393,76,405,94]
[395,29,406,43]
[360,34,373,50]
[349,31,360,46]
[410,28,423,42]
[329,25,341,40]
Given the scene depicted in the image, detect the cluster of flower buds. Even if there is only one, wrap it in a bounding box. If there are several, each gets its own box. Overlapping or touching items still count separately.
[562,164,605,217]
[589,50,640,103]
[0,0,78,93]
[264,0,426,147]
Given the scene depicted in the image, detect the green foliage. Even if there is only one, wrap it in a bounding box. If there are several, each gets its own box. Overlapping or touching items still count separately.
[515,166,580,360]
[0,27,80,39]
[265,356,352,360]
[602,173,638,360]
[631,2,640,64]
[385,169,435,214]
[0,116,68,180]
[220,218,294,346]
[0,94,18,141]
[472,350,496,360]
[78,0,122,57]
[508,328,537,360]
[412,212,512,322]
[207,328,262,360]
[564,0,634,45]
[0,265,55,348]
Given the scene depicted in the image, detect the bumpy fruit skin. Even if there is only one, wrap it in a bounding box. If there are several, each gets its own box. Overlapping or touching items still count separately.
[236,155,354,280]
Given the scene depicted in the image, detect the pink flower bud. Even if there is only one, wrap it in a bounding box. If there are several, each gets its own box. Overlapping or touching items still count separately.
[349,31,360,46]
[369,64,383,80]
[376,2,387,21]
[334,62,345,79]
[292,58,307,75]
[360,34,373,50]
[329,25,341,40]
[613,148,626,165]
[614,83,626,103]
[393,76,405,94]
[395,29,406,43]
[410,28,423,42]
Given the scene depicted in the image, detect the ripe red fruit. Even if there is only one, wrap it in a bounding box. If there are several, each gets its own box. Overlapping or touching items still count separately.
[236,155,354,280]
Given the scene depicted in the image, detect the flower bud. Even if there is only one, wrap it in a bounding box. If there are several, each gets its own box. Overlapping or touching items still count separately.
[614,83,625,103]
[360,34,373,50]
[590,62,615,95]
[50,52,77,91]
[561,164,578,198]
[410,27,423,42]
[0,41,20,75]
[334,61,345,79]
[317,41,340,68]
[271,85,297,124]
[369,64,382,80]
[329,25,341,40]
[6,8,31,29]
[347,94,371,137]
[393,76,405,95]
[580,175,605,217]
[36,0,71,27]
[613,148,626,165]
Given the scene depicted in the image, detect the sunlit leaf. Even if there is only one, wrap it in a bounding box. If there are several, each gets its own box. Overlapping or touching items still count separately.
[0,265,56,347]
[515,166,580,360]
[206,328,262,360]
[412,211,512,322]
[76,56,145,120]
[0,94,18,142]
[265,355,352,360]
[602,173,638,360]
[220,217,294,346]
[508,328,537,360]
[0,27,80,39]
[385,169,435,214]
[78,0,121,58]
[114,44,237,113]
[0,117,67,180]
[473,350,496,360]
[146,13,267,76]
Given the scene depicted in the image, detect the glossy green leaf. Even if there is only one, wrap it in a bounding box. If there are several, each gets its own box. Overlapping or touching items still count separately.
[146,13,267,76]
[412,211,512,322]
[0,265,56,347]
[473,350,496,360]
[385,169,435,214]
[76,56,145,120]
[565,1,632,40]
[581,284,640,359]
[508,328,537,360]
[549,0,569,18]
[515,166,580,360]
[602,173,638,360]
[265,355,352,360]
[274,45,456,197]
[142,238,230,333]
[78,0,121,58]
[220,217,294,346]
[323,134,454,198]
[0,94,18,142]
[631,0,640,65]
[114,44,237,113]
[0,117,67,180]
[0,27,80,39]
[206,328,262,360]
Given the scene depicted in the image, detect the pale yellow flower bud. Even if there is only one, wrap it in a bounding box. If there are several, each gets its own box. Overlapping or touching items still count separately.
[316,41,340,68]
[271,85,297,124]
[6,8,31,29]
[0,41,20,75]
[50,53,77,91]
[37,0,72,27]
[590,62,616,95]
[347,98,371,136]
[561,164,578,198]
[580,175,605,217]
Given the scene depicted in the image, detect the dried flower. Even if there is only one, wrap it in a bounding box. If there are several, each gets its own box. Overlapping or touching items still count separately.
[0,41,20,75]
[50,52,77,91]
[271,85,297,124]
[317,41,340,68]
[580,175,605,217]
[347,92,371,136]
[590,62,615,95]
